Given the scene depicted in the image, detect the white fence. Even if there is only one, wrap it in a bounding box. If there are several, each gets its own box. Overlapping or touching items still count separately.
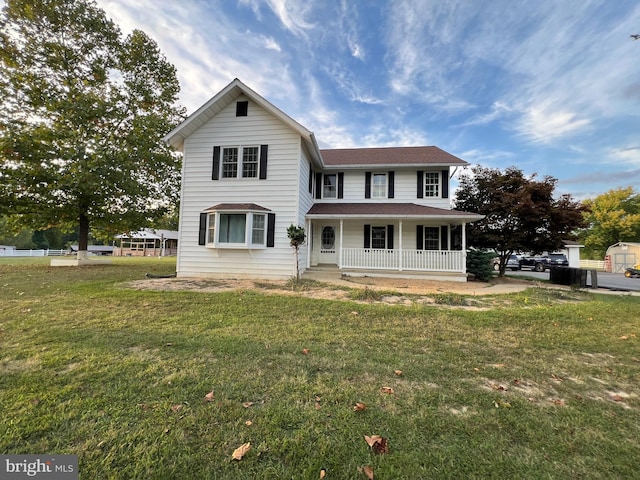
[0,249,67,257]
[579,259,606,271]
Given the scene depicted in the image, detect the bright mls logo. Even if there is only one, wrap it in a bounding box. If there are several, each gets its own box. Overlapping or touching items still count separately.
[1,455,78,479]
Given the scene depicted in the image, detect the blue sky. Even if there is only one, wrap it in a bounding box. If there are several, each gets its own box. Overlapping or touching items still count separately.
[96,0,640,199]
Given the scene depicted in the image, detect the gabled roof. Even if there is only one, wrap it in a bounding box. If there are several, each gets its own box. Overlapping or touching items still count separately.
[307,203,483,221]
[320,146,468,168]
[115,229,179,240]
[163,78,322,164]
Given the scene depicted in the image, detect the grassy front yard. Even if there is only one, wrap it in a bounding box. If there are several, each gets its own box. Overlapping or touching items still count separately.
[1,257,639,478]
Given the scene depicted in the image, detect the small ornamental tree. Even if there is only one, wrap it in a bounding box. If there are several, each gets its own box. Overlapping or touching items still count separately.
[287,224,306,280]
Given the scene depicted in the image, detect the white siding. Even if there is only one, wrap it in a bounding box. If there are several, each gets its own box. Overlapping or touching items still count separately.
[316,168,452,209]
[177,95,304,279]
[297,148,314,273]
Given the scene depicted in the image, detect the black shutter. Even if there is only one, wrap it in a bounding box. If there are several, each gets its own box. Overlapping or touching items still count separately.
[442,170,449,199]
[267,213,276,247]
[387,225,394,249]
[388,171,395,199]
[315,173,322,199]
[364,224,371,248]
[365,172,371,199]
[338,172,344,199]
[417,171,423,198]
[212,146,220,180]
[198,213,207,245]
[440,225,448,250]
[259,145,268,179]
[416,225,424,250]
[308,167,313,193]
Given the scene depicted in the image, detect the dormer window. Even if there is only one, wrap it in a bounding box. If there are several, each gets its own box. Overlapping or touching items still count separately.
[236,101,248,116]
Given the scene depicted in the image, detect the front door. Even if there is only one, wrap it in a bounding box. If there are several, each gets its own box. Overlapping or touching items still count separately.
[318,225,337,264]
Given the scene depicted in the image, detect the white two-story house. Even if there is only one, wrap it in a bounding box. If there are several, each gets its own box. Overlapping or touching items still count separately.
[164,79,483,281]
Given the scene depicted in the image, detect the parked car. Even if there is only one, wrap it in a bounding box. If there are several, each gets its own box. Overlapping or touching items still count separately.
[519,253,569,272]
[493,254,521,271]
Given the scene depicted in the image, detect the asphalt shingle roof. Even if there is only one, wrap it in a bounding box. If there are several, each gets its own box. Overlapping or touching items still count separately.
[319,146,468,167]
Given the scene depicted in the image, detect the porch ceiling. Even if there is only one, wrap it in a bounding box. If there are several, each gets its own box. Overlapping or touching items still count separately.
[306,203,483,221]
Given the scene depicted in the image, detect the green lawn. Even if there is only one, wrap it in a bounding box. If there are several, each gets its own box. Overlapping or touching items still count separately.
[1,257,639,479]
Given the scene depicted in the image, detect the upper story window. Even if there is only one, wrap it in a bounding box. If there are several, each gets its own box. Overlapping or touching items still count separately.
[372,174,387,199]
[221,146,259,179]
[222,147,239,178]
[323,174,337,198]
[365,171,394,199]
[242,147,259,178]
[424,172,440,197]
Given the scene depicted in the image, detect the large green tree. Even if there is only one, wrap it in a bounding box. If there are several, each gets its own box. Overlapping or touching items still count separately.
[455,166,586,276]
[0,0,185,255]
[580,187,640,259]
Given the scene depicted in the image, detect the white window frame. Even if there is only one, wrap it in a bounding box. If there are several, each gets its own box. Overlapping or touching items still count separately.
[323,174,337,199]
[371,226,387,249]
[424,172,440,197]
[424,226,440,250]
[205,211,268,249]
[372,173,387,199]
[221,145,260,179]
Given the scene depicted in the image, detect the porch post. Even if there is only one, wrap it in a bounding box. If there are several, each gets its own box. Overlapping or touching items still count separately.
[462,222,467,274]
[339,219,343,269]
[398,220,403,271]
[306,220,311,268]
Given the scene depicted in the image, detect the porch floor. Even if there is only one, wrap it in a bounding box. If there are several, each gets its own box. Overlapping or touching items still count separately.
[303,265,468,283]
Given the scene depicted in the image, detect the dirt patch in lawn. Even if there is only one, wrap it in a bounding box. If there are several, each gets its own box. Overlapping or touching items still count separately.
[127,275,546,308]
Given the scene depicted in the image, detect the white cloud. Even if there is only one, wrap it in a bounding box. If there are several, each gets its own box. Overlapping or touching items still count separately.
[260,35,281,52]
[515,101,591,143]
[240,0,314,37]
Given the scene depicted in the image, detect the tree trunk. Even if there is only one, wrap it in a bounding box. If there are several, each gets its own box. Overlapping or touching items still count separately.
[78,213,89,258]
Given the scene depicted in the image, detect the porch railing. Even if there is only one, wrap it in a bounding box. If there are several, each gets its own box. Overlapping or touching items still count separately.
[341,248,465,272]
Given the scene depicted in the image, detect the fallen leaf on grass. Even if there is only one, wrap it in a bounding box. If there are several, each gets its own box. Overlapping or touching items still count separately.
[610,394,624,402]
[245,420,253,426]
[380,386,394,394]
[232,442,251,461]
[394,370,403,376]
[315,402,322,410]
[493,399,511,408]
[242,402,254,408]
[320,468,327,478]
[302,348,310,355]
[491,384,507,391]
[362,465,374,479]
[171,404,183,413]
[204,391,215,402]
[364,435,389,454]
[354,402,367,412]
[551,398,566,406]
[551,373,563,382]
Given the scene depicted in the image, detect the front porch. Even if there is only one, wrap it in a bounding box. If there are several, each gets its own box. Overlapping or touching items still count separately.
[341,247,464,272]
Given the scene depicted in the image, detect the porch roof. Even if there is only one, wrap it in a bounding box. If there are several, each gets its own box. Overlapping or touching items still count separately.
[307,203,483,221]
